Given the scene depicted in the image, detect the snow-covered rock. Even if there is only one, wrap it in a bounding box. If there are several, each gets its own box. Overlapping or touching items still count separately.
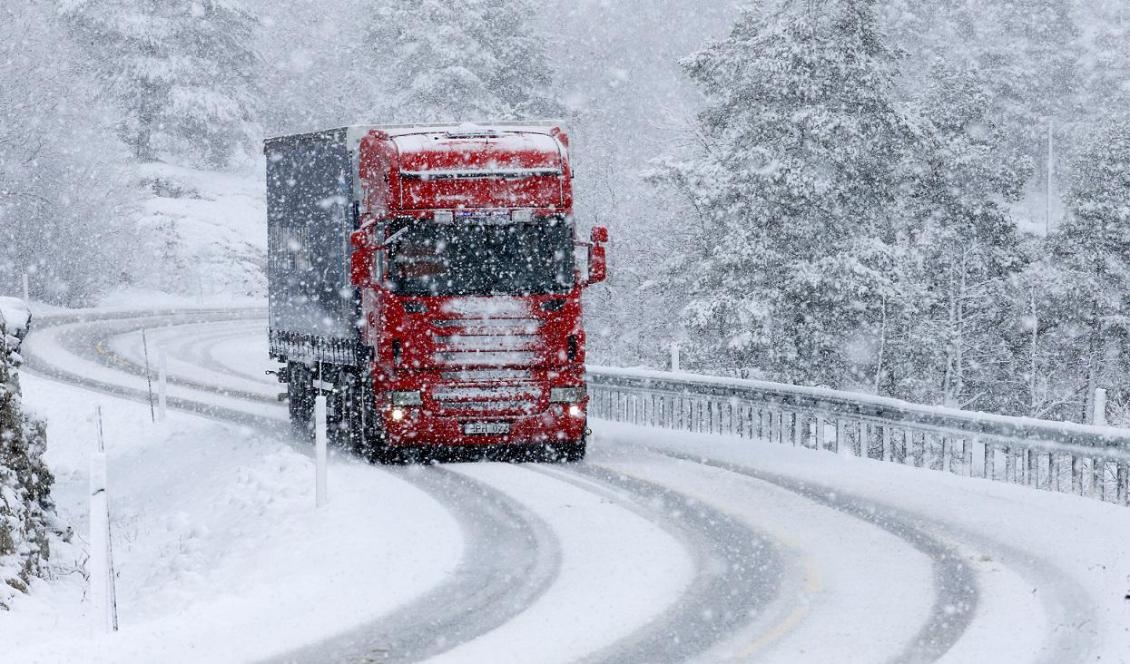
[0,297,30,341]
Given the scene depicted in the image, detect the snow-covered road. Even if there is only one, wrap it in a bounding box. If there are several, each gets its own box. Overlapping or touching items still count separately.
[8,307,1129,664]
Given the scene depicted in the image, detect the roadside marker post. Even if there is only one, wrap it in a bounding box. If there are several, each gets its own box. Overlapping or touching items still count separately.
[157,348,168,422]
[315,395,328,508]
[89,407,119,633]
[141,330,155,423]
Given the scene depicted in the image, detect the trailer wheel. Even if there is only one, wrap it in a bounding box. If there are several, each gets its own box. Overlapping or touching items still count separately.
[286,362,315,442]
[327,372,363,450]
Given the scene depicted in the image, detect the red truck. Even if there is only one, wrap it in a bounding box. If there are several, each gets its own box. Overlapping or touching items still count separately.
[265,123,607,462]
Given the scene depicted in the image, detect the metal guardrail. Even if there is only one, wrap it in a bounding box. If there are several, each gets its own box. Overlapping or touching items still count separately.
[588,366,1130,507]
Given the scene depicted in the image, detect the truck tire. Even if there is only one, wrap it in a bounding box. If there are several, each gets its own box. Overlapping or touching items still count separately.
[563,438,587,462]
[287,362,315,442]
[548,437,586,463]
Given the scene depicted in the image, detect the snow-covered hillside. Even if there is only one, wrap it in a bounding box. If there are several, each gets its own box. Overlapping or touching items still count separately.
[126,164,266,301]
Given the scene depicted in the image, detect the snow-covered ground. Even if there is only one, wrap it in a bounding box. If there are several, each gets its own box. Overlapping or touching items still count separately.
[5,374,462,663]
[4,306,1130,663]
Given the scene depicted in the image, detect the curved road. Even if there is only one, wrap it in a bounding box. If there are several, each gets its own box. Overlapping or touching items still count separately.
[21,307,1106,664]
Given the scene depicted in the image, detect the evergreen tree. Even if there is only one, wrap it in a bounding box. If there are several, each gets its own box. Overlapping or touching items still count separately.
[650,0,919,388]
[1045,120,1130,422]
[883,63,1027,408]
[62,0,260,167]
[975,0,1082,217]
[1083,0,1130,115]
[367,0,562,122]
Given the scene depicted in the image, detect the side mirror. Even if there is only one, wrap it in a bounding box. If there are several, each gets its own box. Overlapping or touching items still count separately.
[591,226,609,244]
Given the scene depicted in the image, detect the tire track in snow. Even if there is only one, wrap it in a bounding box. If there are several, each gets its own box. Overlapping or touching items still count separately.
[648,448,1097,664]
[23,313,288,433]
[528,463,787,664]
[27,311,274,405]
[647,448,982,664]
[271,465,562,664]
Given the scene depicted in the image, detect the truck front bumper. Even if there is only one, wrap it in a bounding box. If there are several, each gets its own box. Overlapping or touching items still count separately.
[380,402,588,448]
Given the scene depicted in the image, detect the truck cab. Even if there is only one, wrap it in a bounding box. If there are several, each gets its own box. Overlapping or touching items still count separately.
[266,123,607,462]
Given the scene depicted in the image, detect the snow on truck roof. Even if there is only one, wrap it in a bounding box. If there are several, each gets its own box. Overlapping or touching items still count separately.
[358,123,567,162]
[265,123,568,157]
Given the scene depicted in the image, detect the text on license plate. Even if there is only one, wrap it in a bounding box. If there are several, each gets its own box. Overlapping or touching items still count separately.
[463,422,511,435]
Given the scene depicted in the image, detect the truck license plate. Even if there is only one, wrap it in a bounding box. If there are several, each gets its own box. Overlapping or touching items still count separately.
[463,422,510,436]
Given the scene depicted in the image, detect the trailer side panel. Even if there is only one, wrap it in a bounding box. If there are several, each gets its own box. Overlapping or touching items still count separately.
[266,129,361,366]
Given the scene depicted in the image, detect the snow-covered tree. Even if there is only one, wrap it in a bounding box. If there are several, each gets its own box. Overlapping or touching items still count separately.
[1082,0,1130,115]
[62,0,261,167]
[1044,120,1130,422]
[1,0,135,304]
[366,0,562,122]
[650,0,919,388]
[881,63,1027,408]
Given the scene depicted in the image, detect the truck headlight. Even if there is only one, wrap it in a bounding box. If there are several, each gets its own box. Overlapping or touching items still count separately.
[389,390,423,406]
[549,386,586,403]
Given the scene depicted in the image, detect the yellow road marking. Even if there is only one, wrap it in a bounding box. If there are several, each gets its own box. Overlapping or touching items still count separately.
[735,556,823,660]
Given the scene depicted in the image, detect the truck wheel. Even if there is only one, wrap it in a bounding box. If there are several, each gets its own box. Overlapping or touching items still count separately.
[563,439,587,462]
[287,362,315,442]
[548,438,586,463]
[326,384,354,449]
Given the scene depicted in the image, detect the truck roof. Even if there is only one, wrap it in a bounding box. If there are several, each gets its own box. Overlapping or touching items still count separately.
[265,122,568,150]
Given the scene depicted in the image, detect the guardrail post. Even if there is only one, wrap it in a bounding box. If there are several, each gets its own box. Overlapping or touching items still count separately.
[1118,464,1128,505]
[963,439,973,477]
[1093,388,1107,426]
[984,441,994,479]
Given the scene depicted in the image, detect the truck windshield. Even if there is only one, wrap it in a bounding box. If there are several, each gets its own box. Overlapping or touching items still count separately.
[386,218,574,296]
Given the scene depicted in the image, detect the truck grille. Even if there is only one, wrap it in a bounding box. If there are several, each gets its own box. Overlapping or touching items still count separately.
[431,316,543,368]
[432,385,542,415]
[429,299,545,413]
[441,369,532,382]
